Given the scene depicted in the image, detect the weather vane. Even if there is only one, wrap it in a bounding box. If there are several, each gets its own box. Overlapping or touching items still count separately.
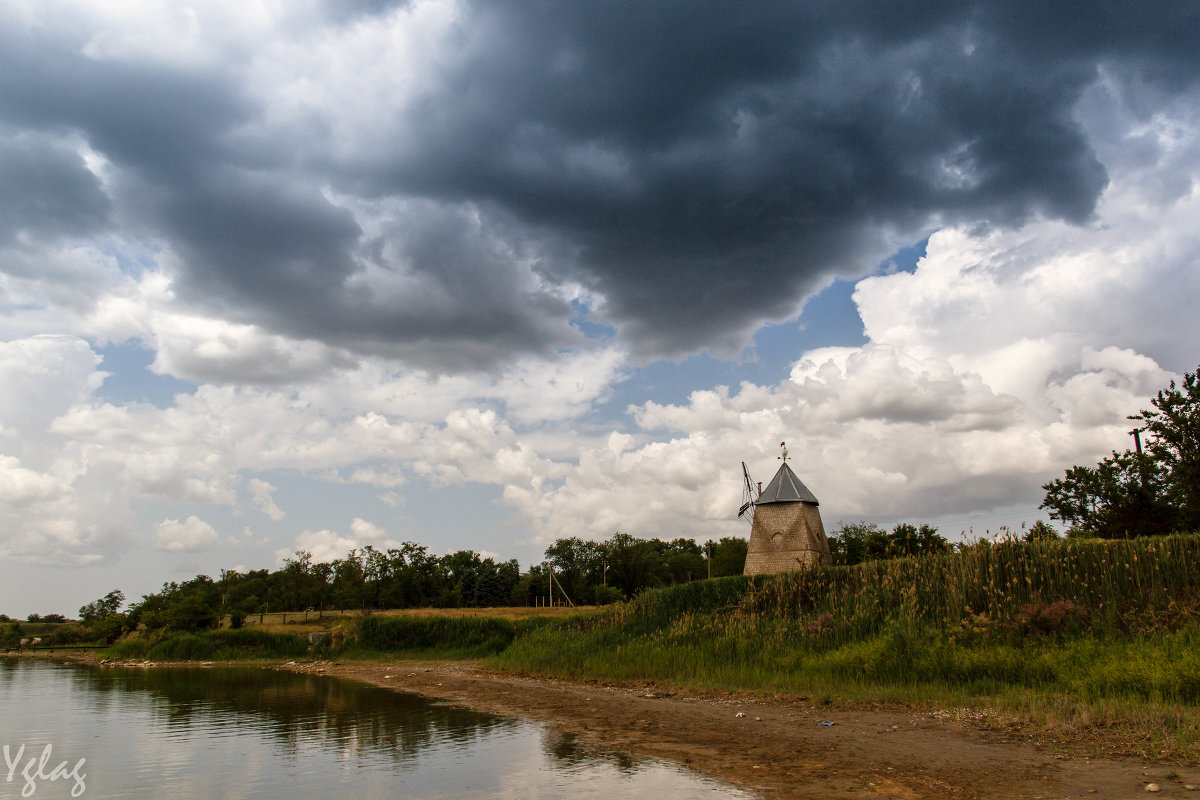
[778,441,789,461]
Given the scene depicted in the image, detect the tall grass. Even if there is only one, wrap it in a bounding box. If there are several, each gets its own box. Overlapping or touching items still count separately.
[106,629,310,661]
[351,615,520,658]
[494,534,1200,704]
[746,535,1200,640]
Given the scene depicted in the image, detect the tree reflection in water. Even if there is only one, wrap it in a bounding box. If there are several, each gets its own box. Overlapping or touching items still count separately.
[2,660,755,799]
[73,665,513,765]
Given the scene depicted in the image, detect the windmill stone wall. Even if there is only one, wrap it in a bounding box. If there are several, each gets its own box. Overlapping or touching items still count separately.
[744,462,831,575]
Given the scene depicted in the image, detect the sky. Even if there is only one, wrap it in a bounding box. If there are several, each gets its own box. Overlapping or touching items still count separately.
[1,1,1198,617]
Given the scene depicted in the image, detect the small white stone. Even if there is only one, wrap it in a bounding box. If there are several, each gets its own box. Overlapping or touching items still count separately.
[1146,784,1161,793]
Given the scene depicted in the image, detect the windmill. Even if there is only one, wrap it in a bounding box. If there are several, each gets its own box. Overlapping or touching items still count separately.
[738,461,759,523]
[741,441,832,574]
[738,441,786,523]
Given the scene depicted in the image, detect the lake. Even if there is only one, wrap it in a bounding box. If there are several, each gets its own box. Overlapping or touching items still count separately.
[0,659,756,799]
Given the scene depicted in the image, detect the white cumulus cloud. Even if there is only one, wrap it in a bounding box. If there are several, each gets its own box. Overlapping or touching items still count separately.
[154,515,220,553]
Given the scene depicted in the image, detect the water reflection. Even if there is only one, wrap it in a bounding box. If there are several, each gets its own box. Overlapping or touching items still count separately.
[70,663,512,766]
[0,660,756,800]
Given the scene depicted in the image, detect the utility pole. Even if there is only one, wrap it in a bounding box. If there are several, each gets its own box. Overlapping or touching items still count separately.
[550,570,576,607]
[547,563,553,607]
[706,541,712,579]
[1130,427,1144,454]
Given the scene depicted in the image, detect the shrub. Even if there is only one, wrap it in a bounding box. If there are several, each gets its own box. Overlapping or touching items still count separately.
[1006,599,1090,638]
[147,633,215,661]
[356,615,517,657]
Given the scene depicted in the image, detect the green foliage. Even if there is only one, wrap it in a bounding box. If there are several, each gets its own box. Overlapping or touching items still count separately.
[1,622,21,649]
[704,537,748,578]
[88,613,129,642]
[827,521,948,565]
[107,638,151,659]
[79,589,125,622]
[1023,520,1059,542]
[45,624,93,646]
[591,584,624,605]
[164,596,220,632]
[544,537,607,603]
[355,615,517,657]
[109,532,746,635]
[1131,366,1200,531]
[1042,451,1177,538]
[1043,364,1200,538]
[209,629,310,658]
[147,633,215,661]
[115,629,310,661]
[494,533,1200,702]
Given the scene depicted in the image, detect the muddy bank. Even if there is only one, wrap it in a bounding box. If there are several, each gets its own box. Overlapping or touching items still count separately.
[269,659,1197,800]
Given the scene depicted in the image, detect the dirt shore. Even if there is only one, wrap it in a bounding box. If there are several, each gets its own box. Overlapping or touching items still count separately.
[265,659,1198,800]
[31,650,1196,798]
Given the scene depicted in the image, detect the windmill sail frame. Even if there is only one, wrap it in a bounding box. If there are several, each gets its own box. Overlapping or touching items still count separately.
[738,461,757,522]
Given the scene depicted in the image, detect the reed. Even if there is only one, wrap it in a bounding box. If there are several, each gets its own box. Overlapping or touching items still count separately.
[493,533,1200,703]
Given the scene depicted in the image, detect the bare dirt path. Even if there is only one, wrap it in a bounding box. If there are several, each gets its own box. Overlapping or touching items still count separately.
[278,660,1199,800]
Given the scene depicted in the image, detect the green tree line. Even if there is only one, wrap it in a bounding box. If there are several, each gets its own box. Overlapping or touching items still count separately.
[57,533,750,636]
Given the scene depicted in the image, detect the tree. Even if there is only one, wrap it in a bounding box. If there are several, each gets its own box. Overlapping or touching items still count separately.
[827,521,889,565]
[886,523,949,557]
[704,537,748,577]
[1129,365,1200,531]
[1042,448,1178,538]
[1023,520,1059,542]
[605,532,657,597]
[544,537,606,603]
[1043,365,1200,538]
[827,521,947,565]
[79,590,125,622]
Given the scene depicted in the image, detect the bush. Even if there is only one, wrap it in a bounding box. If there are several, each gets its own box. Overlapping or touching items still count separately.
[1006,599,1090,639]
[111,629,309,661]
[356,615,517,657]
[108,639,150,659]
[209,629,309,659]
[592,584,624,605]
[147,633,215,661]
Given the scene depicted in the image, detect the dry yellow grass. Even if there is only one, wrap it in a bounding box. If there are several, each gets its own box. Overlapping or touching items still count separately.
[236,605,596,634]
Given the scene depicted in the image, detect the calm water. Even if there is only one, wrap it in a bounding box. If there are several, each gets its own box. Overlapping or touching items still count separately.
[0,659,755,800]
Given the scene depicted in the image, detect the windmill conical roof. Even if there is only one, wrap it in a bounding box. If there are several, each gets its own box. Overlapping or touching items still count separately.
[755,462,819,506]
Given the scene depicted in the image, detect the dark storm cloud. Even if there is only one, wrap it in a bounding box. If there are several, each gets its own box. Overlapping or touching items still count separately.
[2,1,1197,366]
[326,0,1192,355]
[0,130,109,246]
